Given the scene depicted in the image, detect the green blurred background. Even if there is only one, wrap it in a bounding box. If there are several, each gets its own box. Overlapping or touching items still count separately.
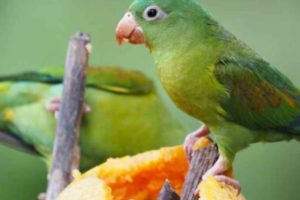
[0,0,300,199]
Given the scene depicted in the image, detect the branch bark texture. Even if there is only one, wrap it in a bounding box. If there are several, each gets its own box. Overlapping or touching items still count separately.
[46,32,91,200]
[180,144,218,200]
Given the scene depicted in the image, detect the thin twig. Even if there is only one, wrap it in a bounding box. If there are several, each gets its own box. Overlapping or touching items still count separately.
[180,144,219,200]
[158,180,180,200]
[46,32,91,200]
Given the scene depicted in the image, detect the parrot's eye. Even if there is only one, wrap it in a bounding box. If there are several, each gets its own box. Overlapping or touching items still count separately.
[143,5,167,21]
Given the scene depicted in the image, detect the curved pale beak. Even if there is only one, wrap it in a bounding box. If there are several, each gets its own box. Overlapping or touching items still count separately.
[116,12,145,45]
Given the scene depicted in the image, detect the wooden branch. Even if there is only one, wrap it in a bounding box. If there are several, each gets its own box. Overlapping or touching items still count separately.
[158,180,180,200]
[0,130,38,155]
[180,144,219,200]
[46,32,91,200]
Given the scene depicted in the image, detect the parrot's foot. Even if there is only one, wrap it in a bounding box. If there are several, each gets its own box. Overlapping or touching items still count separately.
[46,98,91,119]
[195,175,240,198]
[184,125,210,161]
[213,175,240,191]
[201,155,241,193]
[38,192,46,200]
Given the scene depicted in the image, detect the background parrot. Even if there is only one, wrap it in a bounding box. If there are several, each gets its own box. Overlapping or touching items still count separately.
[116,0,300,191]
[0,66,186,170]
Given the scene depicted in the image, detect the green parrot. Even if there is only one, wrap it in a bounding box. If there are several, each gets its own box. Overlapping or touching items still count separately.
[0,66,186,170]
[116,0,300,190]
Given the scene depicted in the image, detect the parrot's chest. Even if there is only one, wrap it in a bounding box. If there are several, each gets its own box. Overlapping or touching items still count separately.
[158,61,225,124]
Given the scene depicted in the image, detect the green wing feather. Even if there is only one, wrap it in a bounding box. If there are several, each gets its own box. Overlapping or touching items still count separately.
[214,54,300,134]
[0,66,153,95]
[0,66,185,169]
[0,66,154,158]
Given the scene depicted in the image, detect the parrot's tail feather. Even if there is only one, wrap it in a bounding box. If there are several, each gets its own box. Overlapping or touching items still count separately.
[276,116,300,135]
[0,72,62,84]
[0,67,154,95]
[0,130,39,155]
[293,135,300,142]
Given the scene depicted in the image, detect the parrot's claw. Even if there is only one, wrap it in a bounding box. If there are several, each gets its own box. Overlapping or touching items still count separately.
[45,98,91,119]
[38,192,47,200]
[202,155,228,179]
[213,175,241,193]
[194,175,240,198]
[184,125,209,161]
[197,155,241,196]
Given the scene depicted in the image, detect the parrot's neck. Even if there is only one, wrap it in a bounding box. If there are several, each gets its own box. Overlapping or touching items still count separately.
[148,15,234,67]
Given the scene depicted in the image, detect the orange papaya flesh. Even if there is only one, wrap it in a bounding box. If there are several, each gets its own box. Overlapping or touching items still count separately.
[81,145,188,200]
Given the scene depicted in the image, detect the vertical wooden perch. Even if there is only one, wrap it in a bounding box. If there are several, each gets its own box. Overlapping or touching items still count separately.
[180,144,218,200]
[46,32,91,200]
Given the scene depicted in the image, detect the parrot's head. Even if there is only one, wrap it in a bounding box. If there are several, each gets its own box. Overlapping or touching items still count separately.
[116,0,208,51]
